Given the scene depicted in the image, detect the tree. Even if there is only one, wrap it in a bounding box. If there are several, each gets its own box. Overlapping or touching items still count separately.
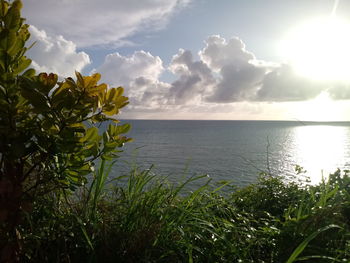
[0,1,131,261]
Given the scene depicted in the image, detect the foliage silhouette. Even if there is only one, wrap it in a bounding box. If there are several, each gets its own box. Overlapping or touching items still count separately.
[0,0,131,261]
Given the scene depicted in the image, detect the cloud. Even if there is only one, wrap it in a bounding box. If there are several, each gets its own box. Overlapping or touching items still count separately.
[22,0,191,47]
[95,50,171,111]
[199,35,256,70]
[326,83,350,100]
[96,51,163,87]
[168,49,215,104]
[89,34,349,120]
[207,63,266,103]
[129,78,171,109]
[95,48,215,112]
[198,35,327,103]
[27,26,91,77]
[198,35,266,103]
[256,64,323,101]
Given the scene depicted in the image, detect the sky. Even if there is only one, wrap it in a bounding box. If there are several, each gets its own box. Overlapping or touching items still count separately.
[21,0,350,121]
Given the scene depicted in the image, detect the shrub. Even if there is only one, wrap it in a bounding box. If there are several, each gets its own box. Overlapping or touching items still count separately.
[0,1,131,260]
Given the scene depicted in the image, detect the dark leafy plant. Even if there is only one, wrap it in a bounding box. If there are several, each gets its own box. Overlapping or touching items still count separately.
[0,0,131,260]
[232,174,305,219]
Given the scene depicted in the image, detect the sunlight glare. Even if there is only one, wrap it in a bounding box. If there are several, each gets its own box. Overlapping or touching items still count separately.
[293,92,342,121]
[280,16,350,82]
[292,125,349,184]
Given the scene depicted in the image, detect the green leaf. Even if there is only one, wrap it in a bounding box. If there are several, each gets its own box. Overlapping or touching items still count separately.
[0,50,6,70]
[83,72,100,89]
[0,30,16,51]
[286,224,342,263]
[75,71,84,88]
[22,68,35,77]
[13,56,31,74]
[79,222,94,250]
[51,88,74,109]
[114,96,129,108]
[102,104,117,116]
[102,131,110,143]
[86,83,106,97]
[18,23,30,42]
[107,88,116,103]
[83,127,99,143]
[0,85,6,98]
[0,1,9,17]
[4,1,22,30]
[68,123,86,133]
[52,81,74,97]
[7,35,24,56]
[21,88,49,111]
[37,72,58,93]
[116,123,131,134]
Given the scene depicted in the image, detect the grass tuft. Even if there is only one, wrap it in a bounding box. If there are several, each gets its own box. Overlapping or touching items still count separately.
[16,166,350,262]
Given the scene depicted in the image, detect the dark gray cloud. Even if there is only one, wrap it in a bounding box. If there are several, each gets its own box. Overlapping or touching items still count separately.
[128,78,170,108]
[206,63,265,103]
[168,49,215,104]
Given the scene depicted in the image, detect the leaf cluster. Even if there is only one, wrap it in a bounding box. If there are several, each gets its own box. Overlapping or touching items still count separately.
[0,0,131,196]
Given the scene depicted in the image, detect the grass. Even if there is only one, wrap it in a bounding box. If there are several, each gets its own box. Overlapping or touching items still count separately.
[16,165,350,262]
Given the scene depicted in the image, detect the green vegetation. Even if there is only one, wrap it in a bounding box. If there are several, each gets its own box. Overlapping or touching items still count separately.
[1,0,350,262]
[0,0,130,260]
[17,168,350,262]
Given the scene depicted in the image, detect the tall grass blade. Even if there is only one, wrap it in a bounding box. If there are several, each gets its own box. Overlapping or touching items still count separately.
[173,174,210,197]
[296,255,342,262]
[88,159,115,221]
[80,224,94,251]
[74,215,94,251]
[211,180,233,193]
[286,224,342,263]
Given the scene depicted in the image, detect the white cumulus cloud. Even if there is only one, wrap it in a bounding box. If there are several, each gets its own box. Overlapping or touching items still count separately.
[96,51,164,87]
[27,26,91,77]
[199,35,256,71]
[95,50,171,111]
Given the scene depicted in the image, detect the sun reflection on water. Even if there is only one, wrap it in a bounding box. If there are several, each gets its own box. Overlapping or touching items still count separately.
[291,125,350,184]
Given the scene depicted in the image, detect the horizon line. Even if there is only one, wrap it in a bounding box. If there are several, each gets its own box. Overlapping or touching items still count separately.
[118,118,350,123]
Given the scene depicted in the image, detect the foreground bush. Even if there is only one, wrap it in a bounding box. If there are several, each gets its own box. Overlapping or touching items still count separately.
[18,166,350,262]
[0,1,131,260]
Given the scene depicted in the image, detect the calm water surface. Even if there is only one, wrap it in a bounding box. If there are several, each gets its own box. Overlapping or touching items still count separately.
[113,120,350,187]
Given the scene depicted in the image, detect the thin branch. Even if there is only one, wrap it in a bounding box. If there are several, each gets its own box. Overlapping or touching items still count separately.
[80,110,103,123]
[266,136,271,176]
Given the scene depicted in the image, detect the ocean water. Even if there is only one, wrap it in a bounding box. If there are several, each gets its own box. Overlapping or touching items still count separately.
[112,120,350,187]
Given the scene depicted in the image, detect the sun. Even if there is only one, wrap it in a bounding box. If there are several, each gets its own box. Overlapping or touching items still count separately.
[280,16,350,82]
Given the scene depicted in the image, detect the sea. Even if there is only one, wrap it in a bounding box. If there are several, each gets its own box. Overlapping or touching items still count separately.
[111,120,350,188]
